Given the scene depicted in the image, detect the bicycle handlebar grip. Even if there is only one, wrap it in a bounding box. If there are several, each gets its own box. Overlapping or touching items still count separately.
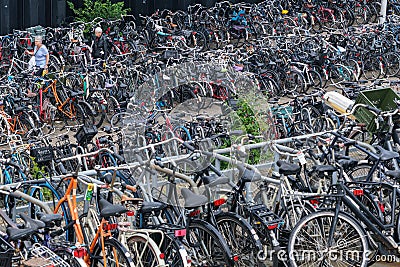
[182,142,195,152]
[155,160,164,168]
[114,153,125,163]
[343,140,356,146]
[208,164,222,177]
[366,105,381,115]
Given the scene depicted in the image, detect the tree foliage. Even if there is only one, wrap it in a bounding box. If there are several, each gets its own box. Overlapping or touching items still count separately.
[68,0,130,22]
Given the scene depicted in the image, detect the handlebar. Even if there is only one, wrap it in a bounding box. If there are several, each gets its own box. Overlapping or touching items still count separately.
[61,148,114,162]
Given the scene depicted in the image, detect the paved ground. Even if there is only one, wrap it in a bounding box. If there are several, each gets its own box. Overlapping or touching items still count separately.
[374,263,400,266]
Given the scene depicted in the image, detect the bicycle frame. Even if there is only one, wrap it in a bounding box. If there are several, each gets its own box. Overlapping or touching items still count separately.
[327,181,399,251]
[54,175,124,266]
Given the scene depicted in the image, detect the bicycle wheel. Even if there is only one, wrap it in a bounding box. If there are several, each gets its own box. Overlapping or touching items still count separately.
[68,104,86,127]
[78,101,97,126]
[363,57,384,80]
[106,96,120,123]
[330,64,352,87]
[285,71,305,95]
[383,52,400,77]
[307,69,323,91]
[346,163,375,182]
[54,247,84,267]
[17,113,36,140]
[126,234,166,267]
[187,220,235,267]
[91,238,135,267]
[156,233,189,267]
[288,211,368,267]
[216,212,263,266]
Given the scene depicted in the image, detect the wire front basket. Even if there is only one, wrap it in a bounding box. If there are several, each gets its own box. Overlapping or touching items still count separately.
[30,243,70,267]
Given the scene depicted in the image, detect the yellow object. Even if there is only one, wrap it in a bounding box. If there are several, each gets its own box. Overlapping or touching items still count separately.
[323,91,356,120]
[282,10,289,15]
[42,69,48,76]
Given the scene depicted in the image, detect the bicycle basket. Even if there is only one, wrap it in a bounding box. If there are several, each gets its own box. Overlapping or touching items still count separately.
[75,124,98,145]
[26,25,46,41]
[0,236,14,267]
[161,50,180,61]
[30,145,54,164]
[30,243,70,267]
[354,87,400,133]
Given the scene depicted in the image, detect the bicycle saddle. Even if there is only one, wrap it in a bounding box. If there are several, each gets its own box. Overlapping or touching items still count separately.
[69,91,83,97]
[338,159,358,170]
[37,212,63,228]
[385,170,400,180]
[276,160,301,175]
[240,167,262,183]
[312,165,337,173]
[19,213,46,230]
[14,106,26,113]
[6,227,36,241]
[181,188,208,208]
[99,198,128,218]
[202,174,229,187]
[119,83,128,89]
[139,201,166,214]
[374,146,399,161]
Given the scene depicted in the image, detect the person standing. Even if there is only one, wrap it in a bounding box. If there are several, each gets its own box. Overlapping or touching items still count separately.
[92,27,108,61]
[25,36,49,76]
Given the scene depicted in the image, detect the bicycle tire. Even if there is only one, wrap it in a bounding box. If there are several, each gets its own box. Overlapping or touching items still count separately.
[288,211,368,267]
[215,212,264,266]
[126,234,166,267]
[187,220,235,267]
[91,237,135,267]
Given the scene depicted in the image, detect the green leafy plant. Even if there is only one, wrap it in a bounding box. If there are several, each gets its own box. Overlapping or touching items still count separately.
[68,0,130,22]
[235,98,263,165]
[30,157,48,179]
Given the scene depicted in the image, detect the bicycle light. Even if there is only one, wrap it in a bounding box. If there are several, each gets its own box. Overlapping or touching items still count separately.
[175,229,186,237]
[213,198,226,207]
[73,247,87,258]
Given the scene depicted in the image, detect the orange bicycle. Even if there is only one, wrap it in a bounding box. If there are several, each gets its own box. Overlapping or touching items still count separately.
[0,94,35,140]
[53,149,135,267]
[30,77,95,126]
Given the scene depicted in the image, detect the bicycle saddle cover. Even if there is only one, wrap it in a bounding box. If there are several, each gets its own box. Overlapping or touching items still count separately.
[276,160,301,175]
[139,201,166,214]
[181,188,208,208]
[374,146,399,161]
[6,227,36,241]
[237,165,262,182]
[338,159,358,170]
[37,212,63,227]
[385,170,400,180]
[202,174,229,187]
[20,213,46,230]
[99,198,127,218]
[313,165,337,173]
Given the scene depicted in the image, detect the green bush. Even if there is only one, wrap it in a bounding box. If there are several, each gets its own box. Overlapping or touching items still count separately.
[68,0,130,22]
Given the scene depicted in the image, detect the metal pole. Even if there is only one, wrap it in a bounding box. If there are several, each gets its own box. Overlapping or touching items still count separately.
[379,0,388,24]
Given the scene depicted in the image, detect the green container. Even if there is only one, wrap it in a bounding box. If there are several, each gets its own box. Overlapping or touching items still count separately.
[354,88,400,133]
